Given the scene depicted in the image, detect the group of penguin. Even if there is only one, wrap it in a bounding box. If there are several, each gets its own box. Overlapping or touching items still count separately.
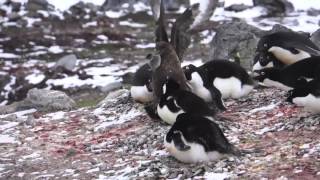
[128,1,320,163]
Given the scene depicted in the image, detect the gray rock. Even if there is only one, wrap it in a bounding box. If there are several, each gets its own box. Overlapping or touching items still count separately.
[54,54,77,71]
[307,8,320,16]
[97,89,130,107]
[253,0,294,16]
[209,21,262,70]
[26,88,76,111]
[99,82,122,93]
[25,0,51,11]
[224,4,251,12]
[311,29,320,48]
[209,23,312,70]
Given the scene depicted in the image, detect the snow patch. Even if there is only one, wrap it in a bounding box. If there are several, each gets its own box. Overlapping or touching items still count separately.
[119,21,146,28]
[26,73,45,84]
[135,43,155,49]
[48,45,64,54]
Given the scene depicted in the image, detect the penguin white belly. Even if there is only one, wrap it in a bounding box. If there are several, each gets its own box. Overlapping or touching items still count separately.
[157,105,184,125]
[164,140,224,163]
[191,85,212,102]
[130,85,153,103]
[188,72,212,102]
[213,77,250,99]
[268,46,311,65]
[262,78,293,91]
[252,61,274,71]
[293,94,320,113]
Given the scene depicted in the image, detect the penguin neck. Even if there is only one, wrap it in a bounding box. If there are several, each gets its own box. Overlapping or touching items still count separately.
[190,72,204,87]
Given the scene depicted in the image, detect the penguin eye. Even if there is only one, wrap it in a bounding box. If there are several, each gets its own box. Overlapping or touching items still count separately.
[261,71,265,75]
[263,43,267,48]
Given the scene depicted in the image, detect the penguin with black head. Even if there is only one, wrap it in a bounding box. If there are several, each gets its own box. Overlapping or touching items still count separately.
[253,31,320,71]
[164,113,240,163]
[130,55,153,103]
[287,79,320,113]
[254,56,320,90]
[183,60,254,100]
[157,78,217,124]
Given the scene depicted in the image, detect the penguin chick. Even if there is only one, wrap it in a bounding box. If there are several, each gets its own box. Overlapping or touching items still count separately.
[183,60,254,100]
[130,63,153,103]
[164,113,240,163]
[253,56,320,90]
[287,79,320,113]
[157,78,216,125]
[151,42,190,104]
[253,31,320,71]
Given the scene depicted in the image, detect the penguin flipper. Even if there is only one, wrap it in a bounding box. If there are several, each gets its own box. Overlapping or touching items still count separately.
[172,131,191,151]
[285,41,320,56]
[144,103,160,119]
[206,84,226,111]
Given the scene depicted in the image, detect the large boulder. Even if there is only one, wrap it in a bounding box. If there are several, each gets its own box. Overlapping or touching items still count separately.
[208,23,312,70]
[253,0,294,16]
[26,88,76,111]
[209,21,262,70]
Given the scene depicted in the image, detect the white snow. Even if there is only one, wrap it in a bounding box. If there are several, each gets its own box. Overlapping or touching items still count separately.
[181,59,204,67]
[224,0,253,7]
[0,52,20,59]
[82,21,97,28]
[119,21,147,28]
[21,152,41,159]
[37,10,49,18]
[48,45,64,54]
[47,0,105,11]
[24,17,41,28]
[0,135,19,144]
[290,0,320,10]
[86,167,100,173]
[105,11,125,18]
[135,43,155,49]
[0,122,19,131]
[26,73,45,84]
[97,35,109,41]
[203,172,232,180]
[249,102,279,113]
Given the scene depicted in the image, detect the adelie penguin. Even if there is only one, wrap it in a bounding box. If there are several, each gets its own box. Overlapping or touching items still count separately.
[253,31,320,71]
[254,56,320,90]
[287,79,320,113]
[183,60,254,100]
[130,62,153,103]
[157,78,217,125]
[164,113,240,163]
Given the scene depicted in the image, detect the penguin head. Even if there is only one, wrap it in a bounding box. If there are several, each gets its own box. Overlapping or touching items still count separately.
[163,78,180,94]
[253,68,280,82]
[182,64,197,81]
[254,36,274,66]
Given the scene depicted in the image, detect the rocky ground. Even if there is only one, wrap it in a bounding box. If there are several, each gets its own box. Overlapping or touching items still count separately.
[0,87,319,179]
[1,0,320,179]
